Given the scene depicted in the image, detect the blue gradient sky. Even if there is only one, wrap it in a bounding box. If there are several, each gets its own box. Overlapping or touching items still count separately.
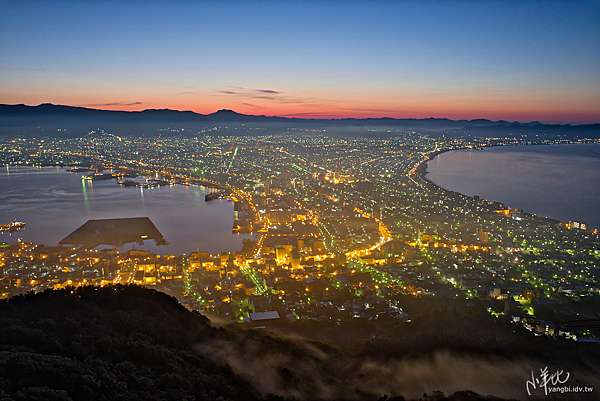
[1,0,599,122]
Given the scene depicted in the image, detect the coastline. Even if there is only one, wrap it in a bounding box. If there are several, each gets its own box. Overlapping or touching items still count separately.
[0,167,250,254]
[416,140,600,186]
[415,147,461,185]
[416,141,600,228]
[415,145,480,187]
[416,140,600,183]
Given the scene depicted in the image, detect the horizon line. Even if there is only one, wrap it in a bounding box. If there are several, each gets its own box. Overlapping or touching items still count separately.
[3,102,600,125]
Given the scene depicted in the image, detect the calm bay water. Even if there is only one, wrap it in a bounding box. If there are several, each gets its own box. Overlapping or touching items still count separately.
[426,143,600,228]
[0,166,248,254]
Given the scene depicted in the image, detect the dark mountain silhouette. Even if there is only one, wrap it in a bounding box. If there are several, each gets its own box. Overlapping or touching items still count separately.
[0,285,529,401]
[1,103,599,137]
[0,103,203,122]
[205,108,288,123]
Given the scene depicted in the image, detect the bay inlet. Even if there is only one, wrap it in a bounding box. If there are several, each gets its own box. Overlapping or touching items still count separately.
[0,166,249,254]
[426,143,600,228]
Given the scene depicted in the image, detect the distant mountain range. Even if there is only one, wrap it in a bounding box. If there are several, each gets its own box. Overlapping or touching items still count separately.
[1,103,599,137]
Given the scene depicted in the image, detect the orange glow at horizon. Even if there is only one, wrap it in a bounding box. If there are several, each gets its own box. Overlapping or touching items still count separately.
[83,102,600,124]
[2,90,599,123]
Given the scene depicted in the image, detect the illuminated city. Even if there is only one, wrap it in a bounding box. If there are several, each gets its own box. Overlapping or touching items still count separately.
[1,1,599,400]
[1,132,599,341]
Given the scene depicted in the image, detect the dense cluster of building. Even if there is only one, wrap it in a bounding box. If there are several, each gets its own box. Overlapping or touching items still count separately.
[1,131,599,338]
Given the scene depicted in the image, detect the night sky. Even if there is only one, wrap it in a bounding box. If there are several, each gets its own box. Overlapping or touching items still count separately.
[1,0,599,122]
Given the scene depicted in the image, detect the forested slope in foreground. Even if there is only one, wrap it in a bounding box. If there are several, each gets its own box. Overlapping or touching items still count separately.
[1,285,595,401]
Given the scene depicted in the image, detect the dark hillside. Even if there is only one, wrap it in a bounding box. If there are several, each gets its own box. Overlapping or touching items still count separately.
[0,285,572,400]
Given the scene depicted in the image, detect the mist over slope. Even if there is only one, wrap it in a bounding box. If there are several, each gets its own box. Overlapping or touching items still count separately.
[0,286,597,400]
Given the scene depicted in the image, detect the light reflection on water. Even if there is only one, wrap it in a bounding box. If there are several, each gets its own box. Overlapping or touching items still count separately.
[0,166,250,254]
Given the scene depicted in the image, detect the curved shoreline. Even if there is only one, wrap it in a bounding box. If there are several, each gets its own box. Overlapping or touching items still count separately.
[415,145,472,186]
[0,166,249,254]
[416,141,600,227]
[417,140,599,182]
[416,140,599,186]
